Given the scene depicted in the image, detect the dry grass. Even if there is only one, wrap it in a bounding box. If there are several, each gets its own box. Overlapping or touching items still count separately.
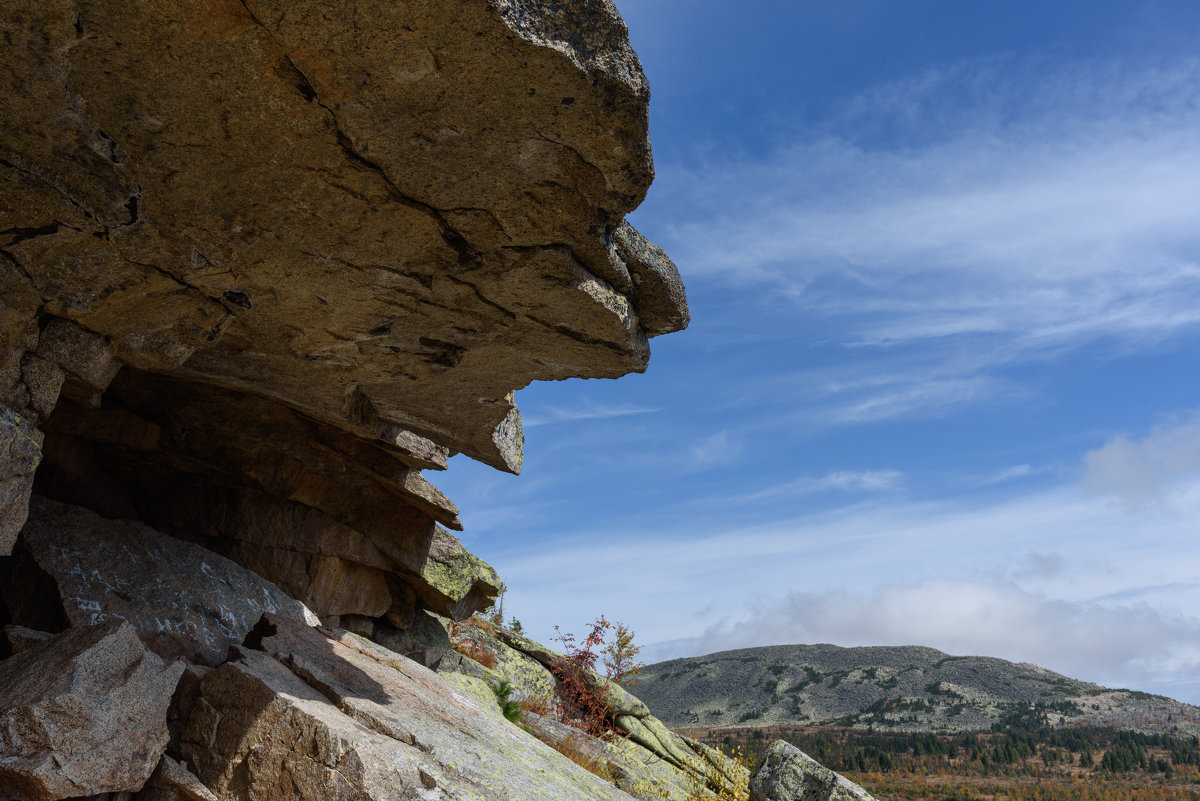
[684,744,751,801]
[452,640,497,669]
[519,691,555,718]
[465,614,497,636]
[551,732,617,784]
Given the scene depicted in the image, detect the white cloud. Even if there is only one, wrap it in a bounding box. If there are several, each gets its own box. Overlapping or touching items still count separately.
[522,398,662,427]
[494,471,1200,702]
[653,57,1200,373]
[832,376,1016,423]
[689,579,1200,695]
[690,430,736,466]
[984,464,1034,484]
[815,470,901,492]
[1008,551,1067,582]
[749,469,902,499]
[1084,412,1200,506]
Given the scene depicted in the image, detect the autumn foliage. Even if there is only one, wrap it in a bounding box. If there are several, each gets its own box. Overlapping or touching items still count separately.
[552,616,618,739]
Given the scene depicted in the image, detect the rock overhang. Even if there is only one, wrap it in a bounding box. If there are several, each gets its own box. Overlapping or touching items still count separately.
[0,0,686,630]
[2,0,687,475]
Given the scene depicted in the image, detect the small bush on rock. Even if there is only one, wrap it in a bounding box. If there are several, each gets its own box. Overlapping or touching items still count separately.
[491,679,522,723]
[602,621,644,688]
[552,616,618,739]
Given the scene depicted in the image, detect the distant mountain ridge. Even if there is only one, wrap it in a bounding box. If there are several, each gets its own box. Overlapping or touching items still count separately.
[633,643,1200,734]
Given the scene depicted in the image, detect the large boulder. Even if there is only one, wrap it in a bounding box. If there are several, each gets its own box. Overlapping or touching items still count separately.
[182,613,637,800]
[0,497,318,665]
[750,741,877,801]
[0,621,185,801]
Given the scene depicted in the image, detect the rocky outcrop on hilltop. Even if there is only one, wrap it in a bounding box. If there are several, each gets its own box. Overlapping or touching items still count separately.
[0,0,704,798]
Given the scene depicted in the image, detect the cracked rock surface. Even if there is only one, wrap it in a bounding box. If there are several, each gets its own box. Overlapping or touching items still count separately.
[0,0,687,475]
[182,614,637,801]
[0,621,185,800]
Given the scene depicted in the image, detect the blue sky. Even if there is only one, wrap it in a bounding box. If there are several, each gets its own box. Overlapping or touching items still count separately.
[438,1,1200,704]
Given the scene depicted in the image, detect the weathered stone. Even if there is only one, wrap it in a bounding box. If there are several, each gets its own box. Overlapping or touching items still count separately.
[0,408,41,556]
[133,756,217,801]
[383,576,417,629]
[182,614,638,800]
[18,356,63,423]
[36,372,499,621]
[0,497,317,665]
[750,741,877,801]
[611,222,690,337]
[521,710,709,801]
[1,0,685,478]
[165,664,212,757]
[373,610,452,669]
[421,525,503,621]
[615,714,699,771]
[447,619,557,704]
[210,540,392,620]
[33,318,122,395]
[0,625,52,658]
[0,621,185,800]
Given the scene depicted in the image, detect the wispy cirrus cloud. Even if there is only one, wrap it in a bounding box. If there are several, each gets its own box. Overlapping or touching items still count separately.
[654,57,1200,372]
[745,469,903,500]
[522,398,662,427]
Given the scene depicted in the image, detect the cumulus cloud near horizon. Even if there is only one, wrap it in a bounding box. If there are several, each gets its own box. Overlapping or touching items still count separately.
[660,578,1200,701]
[1084,411,1200,506]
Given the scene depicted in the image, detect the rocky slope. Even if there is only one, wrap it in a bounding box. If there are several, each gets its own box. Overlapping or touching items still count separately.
[636,643,1200,734]
[0,2,873,799]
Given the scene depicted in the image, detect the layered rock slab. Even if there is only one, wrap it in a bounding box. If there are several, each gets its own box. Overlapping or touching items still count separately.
[0,621,185,801]
[182,614,636,800]
[36,371,501,623]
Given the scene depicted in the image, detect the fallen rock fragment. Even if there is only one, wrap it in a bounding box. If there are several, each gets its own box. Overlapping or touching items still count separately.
[0,625,52,658]
[0,497,317,665]
[0,621,185,800]
[750,740,877,801]
[133,756,218,801]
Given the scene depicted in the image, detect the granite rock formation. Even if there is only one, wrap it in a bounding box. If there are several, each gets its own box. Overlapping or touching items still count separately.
[0,1,840,800]
[0,0,686,630]
[0,621,184,799]
[750,741,875,801]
